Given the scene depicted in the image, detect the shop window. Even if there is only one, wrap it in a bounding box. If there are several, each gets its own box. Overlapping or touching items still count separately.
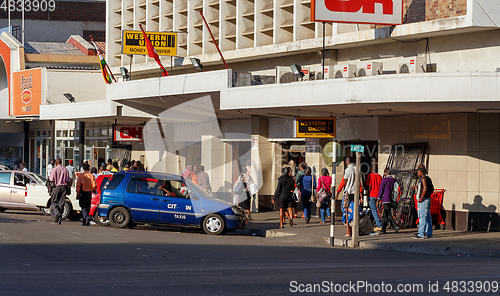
[101,128,108,136]
[63,130,68,137]
[56,131,62,137]
[36,131,40,137]
[42,130,46,137]
[57,140,62,147]
[86,129,92,137]
[69,141,75,147]
[56,149,61,159]
[70,130,74,137]
[93,129,99,137]
[98,140,107,147]
[86,140,92,147]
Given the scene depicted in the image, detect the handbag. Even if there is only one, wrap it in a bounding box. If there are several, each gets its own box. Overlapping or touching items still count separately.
[293,187,301,203]
[310,175,317,203]
[317,177,332,203]
[249,182,258,196]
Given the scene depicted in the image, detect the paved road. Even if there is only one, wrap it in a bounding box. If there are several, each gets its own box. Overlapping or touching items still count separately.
[0,210,499,296]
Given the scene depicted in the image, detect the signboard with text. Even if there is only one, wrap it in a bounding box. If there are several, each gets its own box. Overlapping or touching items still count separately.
[296,118,336,138]
[311,0,403,25]
[350,144,365,153]
[114,125,144,142]
[12,68,42,116]
[122,30,177,56]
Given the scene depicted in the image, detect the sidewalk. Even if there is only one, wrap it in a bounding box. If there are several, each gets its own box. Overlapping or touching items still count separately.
[235,211,500,258]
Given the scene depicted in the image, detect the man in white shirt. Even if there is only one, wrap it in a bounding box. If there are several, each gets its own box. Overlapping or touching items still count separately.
[342,157,357,237]
[66,160,77,186]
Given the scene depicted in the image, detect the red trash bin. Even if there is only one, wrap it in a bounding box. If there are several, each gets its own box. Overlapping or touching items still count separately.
[414,189,446,228]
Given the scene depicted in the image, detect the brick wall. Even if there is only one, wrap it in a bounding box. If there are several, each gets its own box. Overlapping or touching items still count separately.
[0,1,105,22]
[426,0,467,21]
[372,0,467,29]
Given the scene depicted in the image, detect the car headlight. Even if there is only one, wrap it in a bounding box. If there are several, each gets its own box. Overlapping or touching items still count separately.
[231,206,242,216]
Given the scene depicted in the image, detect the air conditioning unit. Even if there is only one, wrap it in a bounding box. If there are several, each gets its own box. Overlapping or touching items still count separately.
[333,64,357,78]
[301,67,311,81]
[276,66,310,83]
[357,62,383,77]
[398,57,426,74]
[315,66,333,80]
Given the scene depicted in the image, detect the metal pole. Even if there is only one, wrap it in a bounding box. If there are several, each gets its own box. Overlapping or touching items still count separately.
[22,0,24,45]
[199,10,228,70]
[322,22,326,79]
[171,56,173,75]
[79,122,85,169]
[330,141,337,246]
[129,55,133,80]
[352,152,361,247]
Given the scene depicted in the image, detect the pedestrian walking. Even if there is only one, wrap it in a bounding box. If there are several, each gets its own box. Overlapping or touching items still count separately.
[48,158,70,224]
[340,157,360,237]
[76,163,96,226]
[66,160,76,186]
[272,167,294,229]
[234,167,257,217]
[197,165,212,194]
[106,159,113,172]
[46,159,55,179]
[317,168,332,223]
[295,162,307,218]
[413,165,434,239]
[298,167,316,224]
[366,164,383,232]
[378,169,400,234]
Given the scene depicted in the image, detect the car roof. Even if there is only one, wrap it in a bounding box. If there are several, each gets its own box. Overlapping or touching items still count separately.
[115,171,182,179]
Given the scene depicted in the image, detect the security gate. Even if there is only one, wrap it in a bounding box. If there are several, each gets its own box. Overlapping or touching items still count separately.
[385,143,428,228]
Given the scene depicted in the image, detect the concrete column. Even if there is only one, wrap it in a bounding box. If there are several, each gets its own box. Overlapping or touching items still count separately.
[201,133,226,200]
[251,116,273,212]
[23,120,29,163]
[79,121,85,168]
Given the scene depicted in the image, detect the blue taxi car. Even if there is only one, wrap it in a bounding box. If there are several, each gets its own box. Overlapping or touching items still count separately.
[97,171,247,235]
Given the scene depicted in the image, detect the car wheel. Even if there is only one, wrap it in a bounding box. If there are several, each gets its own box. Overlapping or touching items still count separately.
[109,207,131,228]
[39,207,51,216]
[0,207,6,213]
[202,214,225,235]
[61,201,72,220]
[94,211,110,226]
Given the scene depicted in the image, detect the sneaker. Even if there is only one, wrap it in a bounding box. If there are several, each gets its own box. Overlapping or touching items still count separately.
[413,235,425,239]
[424,234,431,239]
[393,226,400,234]
[413,233,420,237]
[370,232,380,236]
[374,227,382,231]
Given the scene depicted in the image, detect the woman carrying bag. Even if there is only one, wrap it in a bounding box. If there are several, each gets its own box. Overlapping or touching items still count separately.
[272,167,295,229]
[298,167,316,224]
[317,168,332,223]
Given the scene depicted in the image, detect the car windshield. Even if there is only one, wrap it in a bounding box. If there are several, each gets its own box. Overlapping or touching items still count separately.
[28,173,46,184]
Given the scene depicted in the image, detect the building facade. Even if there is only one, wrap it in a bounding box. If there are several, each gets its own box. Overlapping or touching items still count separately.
[34,0,500,231]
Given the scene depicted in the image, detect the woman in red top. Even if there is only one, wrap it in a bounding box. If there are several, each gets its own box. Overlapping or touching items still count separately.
[317,168,332,223]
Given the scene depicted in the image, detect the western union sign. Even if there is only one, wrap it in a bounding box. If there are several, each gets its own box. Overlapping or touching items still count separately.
[296,117,336,138]
[122,30,177,56]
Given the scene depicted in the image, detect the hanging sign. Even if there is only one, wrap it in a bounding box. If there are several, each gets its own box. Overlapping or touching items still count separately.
[122,30,177,56]
[296,117,336,138]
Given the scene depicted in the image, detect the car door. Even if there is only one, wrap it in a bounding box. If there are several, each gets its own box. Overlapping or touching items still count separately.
[159,180,197,225]
[10,173,28,207]
[0,172,13,206]
[125,176,160,222]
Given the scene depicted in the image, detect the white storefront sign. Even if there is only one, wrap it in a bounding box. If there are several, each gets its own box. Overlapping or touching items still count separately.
[311,0,404,25]
[114,125,144,142]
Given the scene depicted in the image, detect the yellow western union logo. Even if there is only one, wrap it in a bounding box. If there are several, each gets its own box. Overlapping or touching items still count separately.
[122,30,177,56]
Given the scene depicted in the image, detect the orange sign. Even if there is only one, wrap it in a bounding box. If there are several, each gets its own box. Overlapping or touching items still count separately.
[12,68,42,116]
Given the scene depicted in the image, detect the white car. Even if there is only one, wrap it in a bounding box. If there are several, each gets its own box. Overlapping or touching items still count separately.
[0,170,80,219]
[0,165,9,170]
